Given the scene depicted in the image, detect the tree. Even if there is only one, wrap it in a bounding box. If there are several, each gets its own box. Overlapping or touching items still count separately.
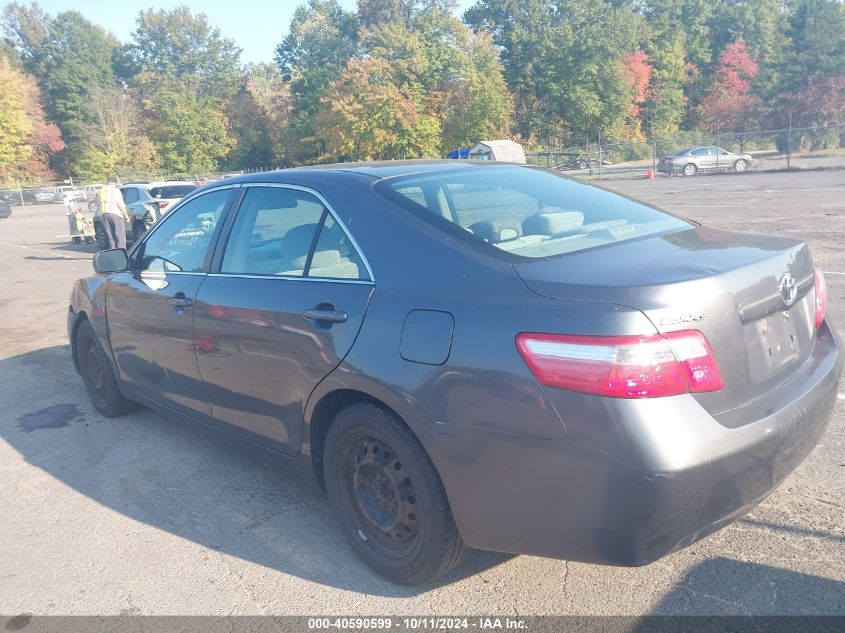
[701,40,759,131]
[73,87,159,181]
[465,0,644,145]
[315,57,426,160]
[0,53,62,183]
[0,55,34,182]
[121,6,243,98]
[620,51,653,141]
[275,0,359,155]
[0,1,50,72]
[644,33,687,135]
[145,80,232,174]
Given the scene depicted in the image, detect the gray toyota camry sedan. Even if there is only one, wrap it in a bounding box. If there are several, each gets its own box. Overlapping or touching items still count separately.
[68,161,841,585]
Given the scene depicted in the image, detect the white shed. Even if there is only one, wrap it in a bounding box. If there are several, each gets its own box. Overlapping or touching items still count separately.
[468,140,527,164]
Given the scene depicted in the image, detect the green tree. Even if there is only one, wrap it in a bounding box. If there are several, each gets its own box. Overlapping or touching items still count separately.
[275,0,358,155]
[145,80,232,174]
[465,0,644,145]
[121,6,243,98]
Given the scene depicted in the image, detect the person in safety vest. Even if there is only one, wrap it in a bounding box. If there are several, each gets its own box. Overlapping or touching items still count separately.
[97,176,130,249]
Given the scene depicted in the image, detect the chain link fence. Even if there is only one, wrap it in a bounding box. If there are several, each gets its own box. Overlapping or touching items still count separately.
[527,122,845,179]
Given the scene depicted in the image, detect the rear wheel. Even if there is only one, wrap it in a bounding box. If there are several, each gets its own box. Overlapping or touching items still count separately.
[324,403,467,585]
[578,160,588,170]
[683,163,698,176]
[132,220,147,241]
[88,200,98,212]
[94,221,109,250]
[75,320,134,417]
[734,158,747,173]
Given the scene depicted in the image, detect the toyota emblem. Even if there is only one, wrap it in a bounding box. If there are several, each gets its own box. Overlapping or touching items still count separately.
[779,272,797,307]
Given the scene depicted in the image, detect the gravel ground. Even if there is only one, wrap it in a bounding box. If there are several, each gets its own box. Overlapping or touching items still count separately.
[0,170,842,617]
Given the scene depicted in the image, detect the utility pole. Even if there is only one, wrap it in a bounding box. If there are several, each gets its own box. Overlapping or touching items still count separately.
[598,130,603,180]
[787,113,792,171]
[716,120,720,172]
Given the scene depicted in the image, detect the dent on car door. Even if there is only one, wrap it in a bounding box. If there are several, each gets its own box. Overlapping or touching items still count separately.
[106,188,235,414]
[193,185,374,456]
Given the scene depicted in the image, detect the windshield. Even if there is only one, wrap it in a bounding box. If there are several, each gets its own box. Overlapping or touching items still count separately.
[376,166,690,259]
[149,185,197,199]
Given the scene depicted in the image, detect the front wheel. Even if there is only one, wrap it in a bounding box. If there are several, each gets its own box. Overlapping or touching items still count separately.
[734,158,747,173]
[75,320,134,417]
[88,201,98,213]
[324,403,468,585]
[683,163,698,176]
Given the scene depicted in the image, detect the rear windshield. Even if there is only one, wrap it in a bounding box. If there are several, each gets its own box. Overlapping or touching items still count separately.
[149,185,197,199]
[376,166,689,259]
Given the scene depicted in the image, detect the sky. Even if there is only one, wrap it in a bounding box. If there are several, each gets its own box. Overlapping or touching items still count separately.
[33,0,476,65]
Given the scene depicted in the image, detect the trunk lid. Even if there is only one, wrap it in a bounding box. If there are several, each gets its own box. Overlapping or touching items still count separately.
[514,226,817,417]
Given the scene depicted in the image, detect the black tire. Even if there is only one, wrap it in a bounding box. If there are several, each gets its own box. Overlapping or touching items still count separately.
[88,200,98,213]
[94,221,109,250]
[324,403,467,585]
[132,220,147,241]
[75,320,134,417]
[578,160,588,170]
[683,162,697,176]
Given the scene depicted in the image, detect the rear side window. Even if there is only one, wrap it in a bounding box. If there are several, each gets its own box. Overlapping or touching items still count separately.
[221,187,369,280]
[149,185,197,199]
[376,166,689,260]
[122,188,139,204]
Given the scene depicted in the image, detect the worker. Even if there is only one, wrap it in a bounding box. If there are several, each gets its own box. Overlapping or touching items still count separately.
[97,176,130,250]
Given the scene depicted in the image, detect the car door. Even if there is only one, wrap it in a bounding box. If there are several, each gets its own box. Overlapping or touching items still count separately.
[193,184,374,455]
[106,187,237,415]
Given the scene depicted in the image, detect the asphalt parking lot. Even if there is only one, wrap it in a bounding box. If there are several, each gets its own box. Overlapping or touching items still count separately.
[0,170,843,616]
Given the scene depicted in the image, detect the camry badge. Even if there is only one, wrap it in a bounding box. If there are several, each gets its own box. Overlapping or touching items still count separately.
[659,313,707,326]
[779,273,797,307]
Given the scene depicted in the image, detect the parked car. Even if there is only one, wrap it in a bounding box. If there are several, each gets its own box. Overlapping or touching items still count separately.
[53,186,85,202]
[145,180,198,214]
[91,182,197,248]
[659,146,752,176]
[69,162,840,585]
[83,184,105,210]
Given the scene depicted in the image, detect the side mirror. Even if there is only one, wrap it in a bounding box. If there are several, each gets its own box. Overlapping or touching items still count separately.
[93,248,129,274]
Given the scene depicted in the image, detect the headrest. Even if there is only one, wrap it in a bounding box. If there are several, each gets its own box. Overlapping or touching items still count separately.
[470,218,523,243]
[282,223,319,268]
[523,210,584,236]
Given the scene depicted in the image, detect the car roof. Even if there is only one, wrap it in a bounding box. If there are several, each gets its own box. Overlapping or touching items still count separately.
[146,180,197,188]
[215,159,521,187]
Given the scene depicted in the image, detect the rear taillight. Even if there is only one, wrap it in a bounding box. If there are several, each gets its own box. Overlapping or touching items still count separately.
[515,330,723,398]
[158,201,168,209]
[814,266,827,328]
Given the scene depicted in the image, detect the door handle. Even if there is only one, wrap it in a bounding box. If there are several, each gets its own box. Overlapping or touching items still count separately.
[303,307,348,324]
[169,293,193,309]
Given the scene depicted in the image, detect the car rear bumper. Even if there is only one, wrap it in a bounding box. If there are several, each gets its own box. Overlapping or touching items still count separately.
[427,321,841,565]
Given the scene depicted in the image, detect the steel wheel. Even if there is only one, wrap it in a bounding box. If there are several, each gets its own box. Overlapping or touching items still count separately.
[323,403,467,584]
[734,159,747,173]
[76,320,134,417]
[683,163,697,176]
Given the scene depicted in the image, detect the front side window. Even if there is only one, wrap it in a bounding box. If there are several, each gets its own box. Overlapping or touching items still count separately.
[221,187,369,280]
[134,189,231,273]
[376,166,690,260]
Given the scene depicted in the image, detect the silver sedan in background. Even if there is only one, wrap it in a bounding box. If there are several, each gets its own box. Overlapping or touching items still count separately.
[659,146,752,176]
